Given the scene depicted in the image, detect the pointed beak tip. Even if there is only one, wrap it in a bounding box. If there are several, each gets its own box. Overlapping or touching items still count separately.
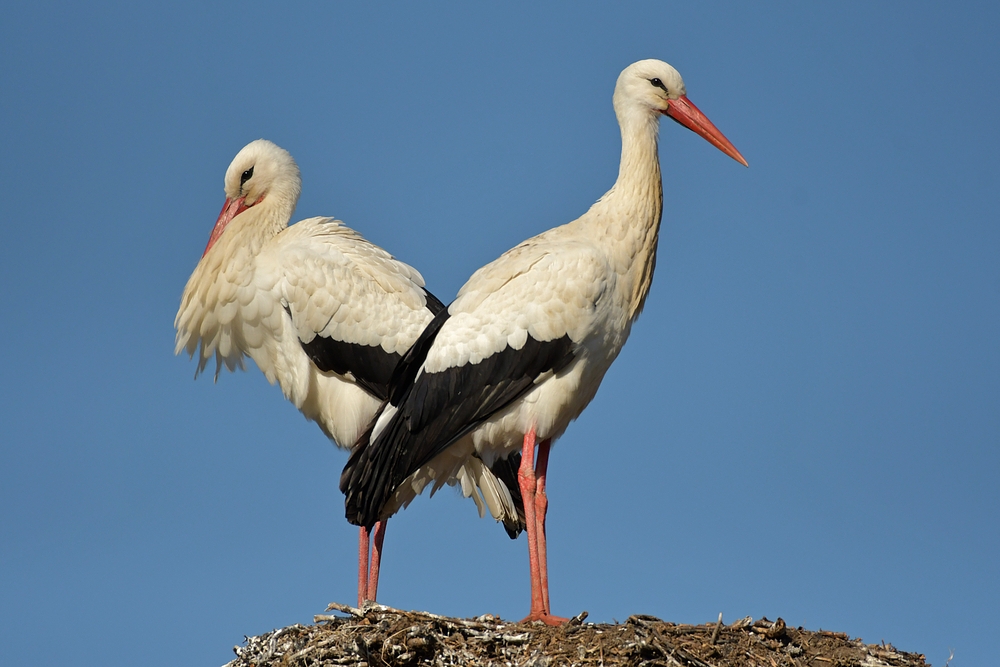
[667,95,748,169]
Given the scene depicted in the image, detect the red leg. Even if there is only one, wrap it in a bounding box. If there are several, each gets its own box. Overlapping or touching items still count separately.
[518,429,566,625]
[534,439,554,616]
[533,438,566,624]
[358,526,370,607]
[517,428,543,617]
[367,520,386,602]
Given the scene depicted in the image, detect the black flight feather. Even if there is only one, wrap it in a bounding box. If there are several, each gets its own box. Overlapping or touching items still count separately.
[299,337,400,401]
[341,330,575,529]
[489,451,525,539]
[296,288,446,401]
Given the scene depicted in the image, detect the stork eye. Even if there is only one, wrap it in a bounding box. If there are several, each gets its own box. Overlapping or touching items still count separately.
[649,77,668,93]
[240,167,254,186]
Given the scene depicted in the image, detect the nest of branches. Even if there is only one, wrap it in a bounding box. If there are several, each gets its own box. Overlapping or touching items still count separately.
[224,602,928,667]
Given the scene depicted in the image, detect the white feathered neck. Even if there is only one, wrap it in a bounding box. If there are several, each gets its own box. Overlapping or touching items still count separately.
[566,61,676,321]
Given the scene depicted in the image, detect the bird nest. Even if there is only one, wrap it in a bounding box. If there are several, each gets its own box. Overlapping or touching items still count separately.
[223,602,928,667]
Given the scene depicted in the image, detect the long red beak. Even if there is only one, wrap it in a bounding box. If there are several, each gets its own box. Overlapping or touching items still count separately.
[665,95,748,167]
[202,196,249,256]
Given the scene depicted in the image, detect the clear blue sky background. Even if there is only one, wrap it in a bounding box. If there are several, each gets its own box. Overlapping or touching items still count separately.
[1,3,996,666]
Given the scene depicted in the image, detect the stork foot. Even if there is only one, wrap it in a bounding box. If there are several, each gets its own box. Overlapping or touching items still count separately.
[520,611,570,626]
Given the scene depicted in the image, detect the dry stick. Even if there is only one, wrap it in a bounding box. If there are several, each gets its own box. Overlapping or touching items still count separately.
[286,636,341,664]
[322,601,365,617]
[322,600,587,630]
[653,628,718,667]
[710,613,723,645]
[313,614,344,623]
[627,615,718,667]
[321,600,547,638]
[762,617,786,639]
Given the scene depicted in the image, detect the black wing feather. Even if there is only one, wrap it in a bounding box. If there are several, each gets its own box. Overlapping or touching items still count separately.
[489,452,525,539]
[421,288,447,316]
[388,306,452,404]
[342,331,575,528]
[296,288,446,401]
[299,336,400,401]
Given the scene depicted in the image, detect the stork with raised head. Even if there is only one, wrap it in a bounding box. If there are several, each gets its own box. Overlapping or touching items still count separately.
[175,139,524,606]
[341,60,747,624]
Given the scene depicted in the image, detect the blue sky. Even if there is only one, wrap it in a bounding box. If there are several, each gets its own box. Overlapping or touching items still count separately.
[1,3,997,666]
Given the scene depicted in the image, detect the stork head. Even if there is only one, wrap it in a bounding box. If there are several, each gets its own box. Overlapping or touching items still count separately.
[614,59,747,167]
[203,139,302,256]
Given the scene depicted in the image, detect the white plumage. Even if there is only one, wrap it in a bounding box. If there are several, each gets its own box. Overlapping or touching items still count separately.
[175,139,522,605]
[175,140,437,446]
[342,59,747,624]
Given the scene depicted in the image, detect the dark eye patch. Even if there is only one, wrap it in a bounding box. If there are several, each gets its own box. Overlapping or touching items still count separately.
[240,167,254,186]
[650,78,669,94]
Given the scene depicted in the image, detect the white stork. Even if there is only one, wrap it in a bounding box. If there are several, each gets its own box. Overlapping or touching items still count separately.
[174,139,524,606]
[341,60,747,624]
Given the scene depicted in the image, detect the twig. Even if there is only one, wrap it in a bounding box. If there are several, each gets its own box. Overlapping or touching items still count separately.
[629,615,718,667]
[323,601,498,629]
[287,636,340,663]
[710,613,723,645]
[323,601,364,617]
[759,617,786,639]
[313,614,341,623]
